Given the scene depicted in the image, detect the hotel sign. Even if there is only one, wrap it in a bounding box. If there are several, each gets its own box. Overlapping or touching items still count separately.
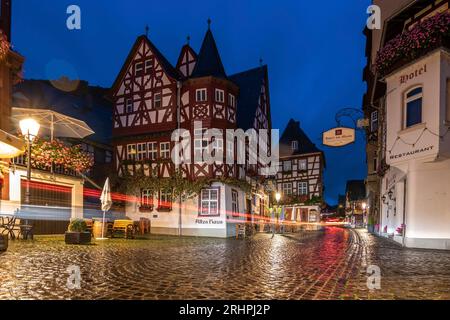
[322,127,355,147]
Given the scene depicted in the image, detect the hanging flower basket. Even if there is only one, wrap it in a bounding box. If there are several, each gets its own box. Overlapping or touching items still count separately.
[375,12,450,76]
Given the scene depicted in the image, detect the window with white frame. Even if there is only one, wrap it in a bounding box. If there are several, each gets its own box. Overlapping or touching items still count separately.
[370,111,378,132]
[127,144,136,160]
[158,189,172,210]
[196,89,207,102]
[405,87,423,128]
[212,137,223,159]
[194,129,208,161]
[154,92,162,108]
[215,89,224,103]
[160,142,170,159]
[200,188,219,216]
[140,189,153,211]
[145,59,153,74]
[136,143,147,161]
[135,62,144,76]
[148,142,157,160]
[231,190,239,217]
[292,140,298,151]
[283,160,292,172]
[282,182,293,196]
[226,139,234,162]
[298,159,307,171]
[298,181,308,196]
[228,93,235,108]
[126,98,133,113]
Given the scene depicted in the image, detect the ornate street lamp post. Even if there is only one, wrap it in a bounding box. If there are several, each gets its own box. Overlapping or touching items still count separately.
[19,118,40,206]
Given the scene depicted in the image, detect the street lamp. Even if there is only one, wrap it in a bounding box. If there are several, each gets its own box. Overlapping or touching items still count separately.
[19,118,40,206]
[272,192,281,238]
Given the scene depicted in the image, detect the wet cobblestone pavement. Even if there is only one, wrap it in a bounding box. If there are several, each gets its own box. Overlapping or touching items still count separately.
[1,227,450,300]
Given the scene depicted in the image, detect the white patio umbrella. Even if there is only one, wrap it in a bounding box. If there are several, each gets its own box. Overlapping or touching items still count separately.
[11,107,94,140]
[99,178,112,240]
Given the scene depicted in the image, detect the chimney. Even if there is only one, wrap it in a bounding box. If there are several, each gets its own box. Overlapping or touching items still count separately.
[0,0,12,42]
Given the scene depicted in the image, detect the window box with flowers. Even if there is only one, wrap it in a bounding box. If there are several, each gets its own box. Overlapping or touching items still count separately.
[375,12,450,77]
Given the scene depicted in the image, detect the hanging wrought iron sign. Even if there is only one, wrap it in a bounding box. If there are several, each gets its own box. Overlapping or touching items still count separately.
[322,127,355,147]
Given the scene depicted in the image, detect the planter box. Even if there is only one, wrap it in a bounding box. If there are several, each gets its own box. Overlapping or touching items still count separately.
[0,235,8,251]
[65,232,91,245]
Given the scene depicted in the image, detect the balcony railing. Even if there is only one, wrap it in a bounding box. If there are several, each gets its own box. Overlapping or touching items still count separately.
[12,155,79,177]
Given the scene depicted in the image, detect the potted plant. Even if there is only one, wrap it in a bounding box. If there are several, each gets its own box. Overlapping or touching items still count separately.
[0,234,8,252]
[65,219,91,245]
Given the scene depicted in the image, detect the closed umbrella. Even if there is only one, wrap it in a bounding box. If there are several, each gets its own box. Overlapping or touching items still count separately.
[99,178,112,240]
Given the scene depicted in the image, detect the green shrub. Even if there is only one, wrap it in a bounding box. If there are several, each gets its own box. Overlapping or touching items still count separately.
[68,219,87,232]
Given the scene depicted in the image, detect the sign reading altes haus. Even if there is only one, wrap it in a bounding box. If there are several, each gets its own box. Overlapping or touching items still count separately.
[322,127,355,147]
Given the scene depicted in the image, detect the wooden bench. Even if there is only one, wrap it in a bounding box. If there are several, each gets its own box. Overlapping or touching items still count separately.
[111,220,135,239]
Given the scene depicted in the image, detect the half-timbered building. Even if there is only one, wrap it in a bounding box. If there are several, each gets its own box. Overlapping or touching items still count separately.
[275,119,325,227]
[111,24,272,237]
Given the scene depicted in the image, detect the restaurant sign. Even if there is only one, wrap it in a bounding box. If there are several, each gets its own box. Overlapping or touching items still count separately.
[322,127,355,147]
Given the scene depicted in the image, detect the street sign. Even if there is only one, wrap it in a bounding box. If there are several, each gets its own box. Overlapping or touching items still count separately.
[322,127,355,147]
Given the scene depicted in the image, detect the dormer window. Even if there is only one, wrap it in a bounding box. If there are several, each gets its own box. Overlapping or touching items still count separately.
[292,141,298,151]
[196,89,207,102]
[215,89,224,103]
[405,87,423,128]
[135,62,144,76]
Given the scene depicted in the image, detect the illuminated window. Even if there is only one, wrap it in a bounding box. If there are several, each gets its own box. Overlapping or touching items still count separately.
[196,89,207,102]
[200,188,219,216]
[126,144,136,160]
[405,87,423,128]
[291,141,298,151]
[160,142,170,159]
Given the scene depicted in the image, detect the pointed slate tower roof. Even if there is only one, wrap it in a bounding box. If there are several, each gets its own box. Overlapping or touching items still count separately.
[191,23,227,79]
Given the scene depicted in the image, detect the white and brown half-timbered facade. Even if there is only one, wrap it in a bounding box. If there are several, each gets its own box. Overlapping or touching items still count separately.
[110,25,272,237]
[275,119,325,227]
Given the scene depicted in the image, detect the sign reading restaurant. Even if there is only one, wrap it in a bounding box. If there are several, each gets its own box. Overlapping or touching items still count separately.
[322,127,355,147]
[389,145,435,160]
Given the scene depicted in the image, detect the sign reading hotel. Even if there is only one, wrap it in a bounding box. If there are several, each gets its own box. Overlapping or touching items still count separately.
[322,127,355,147]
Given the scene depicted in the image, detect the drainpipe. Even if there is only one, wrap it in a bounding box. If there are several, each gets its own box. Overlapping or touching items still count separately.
[177,81,182,236]
[402,179,407,247]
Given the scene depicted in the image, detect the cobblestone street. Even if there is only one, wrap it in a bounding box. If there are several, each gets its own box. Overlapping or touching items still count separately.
[1,227,450,300]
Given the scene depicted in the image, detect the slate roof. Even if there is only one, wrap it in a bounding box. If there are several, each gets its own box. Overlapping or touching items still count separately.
[279,119,322,157]
[229,65,268,130]
[345,180,366,201]
[12,79,113,146]
[191,29,227,79]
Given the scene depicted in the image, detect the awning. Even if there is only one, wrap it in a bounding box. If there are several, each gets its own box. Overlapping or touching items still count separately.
[0,129,25,159]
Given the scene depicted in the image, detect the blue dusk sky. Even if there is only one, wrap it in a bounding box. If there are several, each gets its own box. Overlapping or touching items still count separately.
[13,0,371,204]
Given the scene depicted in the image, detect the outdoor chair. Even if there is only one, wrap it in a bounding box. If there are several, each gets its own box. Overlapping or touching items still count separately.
[84,219,94,238]
[111,220,135,239]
